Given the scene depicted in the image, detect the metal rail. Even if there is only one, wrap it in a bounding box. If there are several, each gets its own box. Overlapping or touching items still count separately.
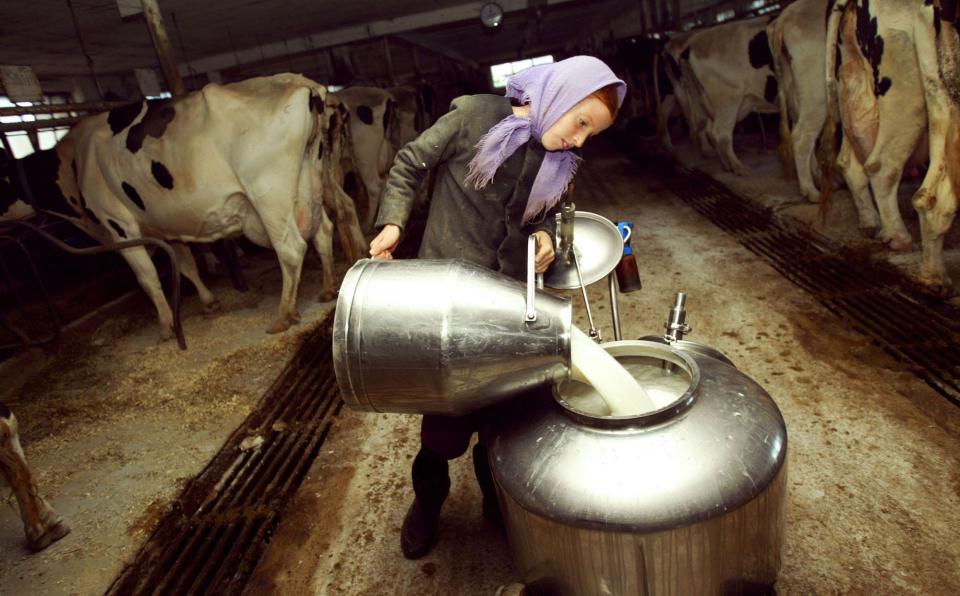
[634,151,960,407]
[0,101,126,117]
[106,315,341,595]
[0,219,186,350]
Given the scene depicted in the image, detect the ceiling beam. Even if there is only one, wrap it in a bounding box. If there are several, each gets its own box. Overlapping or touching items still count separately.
[182,0,581,77]
[394,34,478,70]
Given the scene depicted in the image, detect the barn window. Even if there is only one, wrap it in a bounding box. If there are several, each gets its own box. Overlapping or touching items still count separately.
[0,94,72,159]
[490,55,554,89]
[715,9,735,23]
[755,3,781,15]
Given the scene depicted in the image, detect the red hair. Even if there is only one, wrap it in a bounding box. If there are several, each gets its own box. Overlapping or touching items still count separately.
[590,83,620,118]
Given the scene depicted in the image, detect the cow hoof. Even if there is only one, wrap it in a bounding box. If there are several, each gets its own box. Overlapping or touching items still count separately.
[267,319,291,334]
[290,310,302,324]
[886,237,912,252]
[920,279,956,299]
[318,289,337,302]
[159,326,176,341]
[27,520,70,553]
[203,299,222,314]
[859,225,880,239]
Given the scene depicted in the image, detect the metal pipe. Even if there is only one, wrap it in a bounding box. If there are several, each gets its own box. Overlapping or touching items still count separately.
[0,101,127,117]
[662,291,691,374]
[65,0,104,100]
[573,250,599,342]
[140,0,186,96]
[526,235,538,322]
[664,292,690,342]
[557,200,576,265]
[608,273,621,341]
[0,117,81,134]
[0,219,187,350]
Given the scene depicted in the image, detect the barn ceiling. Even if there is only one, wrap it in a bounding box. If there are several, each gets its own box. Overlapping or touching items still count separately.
[0,0,735,93]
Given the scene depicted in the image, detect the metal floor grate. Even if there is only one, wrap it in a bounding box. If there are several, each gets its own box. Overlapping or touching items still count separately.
[635,151,960,407]
[107,313,342,595]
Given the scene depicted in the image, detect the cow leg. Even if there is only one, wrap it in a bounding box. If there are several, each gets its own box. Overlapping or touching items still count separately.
[673,90,699,151]
[793,105,827,202]
[321,159,367,265]
[777,108,795,180]
[657,94,677,152]
[865,160,913,251]
[327,180,368,264]
[118,246,176,339]
[171,243,219,313]
[259,214,307,334]
[838,138,880,237]
[708,100,750,176]
[914,116,957,292]
[0,406,70,552]
[918,197,955,294]
[911,8,958,292]
[357,159,385,231]
[311,204,337,302]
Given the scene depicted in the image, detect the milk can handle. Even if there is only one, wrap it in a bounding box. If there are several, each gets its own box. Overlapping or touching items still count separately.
[526,235,543,322]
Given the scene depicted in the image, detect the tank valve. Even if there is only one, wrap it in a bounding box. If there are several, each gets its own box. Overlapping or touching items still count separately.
[664,292,691,342]
[556,199,576,266]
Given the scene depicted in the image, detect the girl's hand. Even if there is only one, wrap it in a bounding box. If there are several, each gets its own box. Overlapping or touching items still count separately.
[370,225,401,260]
[533,230,555,273]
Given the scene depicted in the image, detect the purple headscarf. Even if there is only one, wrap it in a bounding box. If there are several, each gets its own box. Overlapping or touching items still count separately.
[465,55,626,224]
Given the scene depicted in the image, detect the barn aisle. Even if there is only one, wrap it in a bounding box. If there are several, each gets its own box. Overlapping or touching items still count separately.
[244,143,960,595]
[0,253,339,594]
[670,130,960,299]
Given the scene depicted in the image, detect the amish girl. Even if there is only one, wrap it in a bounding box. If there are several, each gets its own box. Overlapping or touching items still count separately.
[369,55,626,559]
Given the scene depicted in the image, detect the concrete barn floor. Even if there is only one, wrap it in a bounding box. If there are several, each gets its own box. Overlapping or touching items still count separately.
[0,139,958,595]
[249,141,960,594]
[670,131,960,303]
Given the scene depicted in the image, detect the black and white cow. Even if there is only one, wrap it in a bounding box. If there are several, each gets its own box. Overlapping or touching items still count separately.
[0,402,70,552]
[768,0,832,201]
[0,144,96,232]
[823,0,958,292]
[387,85,431,148]
[655,31,713,154]
[2,74,367,336]
[333,87,400,230]
[678,16,782,174]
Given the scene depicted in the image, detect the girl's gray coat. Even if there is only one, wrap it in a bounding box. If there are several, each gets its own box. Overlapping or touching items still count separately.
[375,94,560,280]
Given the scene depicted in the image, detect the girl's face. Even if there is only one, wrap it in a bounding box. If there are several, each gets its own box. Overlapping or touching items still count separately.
[541,95,615,152]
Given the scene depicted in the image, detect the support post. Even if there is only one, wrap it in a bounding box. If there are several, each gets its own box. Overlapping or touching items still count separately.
[139,0,185,96]
[412,45,421,78]
[383,37,396,86]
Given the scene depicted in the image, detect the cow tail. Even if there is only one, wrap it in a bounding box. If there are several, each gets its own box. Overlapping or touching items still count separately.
[769,20,795,179]
[818,0,846,219]
[307,87,325,161]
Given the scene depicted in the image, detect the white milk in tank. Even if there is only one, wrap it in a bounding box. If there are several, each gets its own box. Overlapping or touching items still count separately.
[569,327,659,416]
[563,358,691,417]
